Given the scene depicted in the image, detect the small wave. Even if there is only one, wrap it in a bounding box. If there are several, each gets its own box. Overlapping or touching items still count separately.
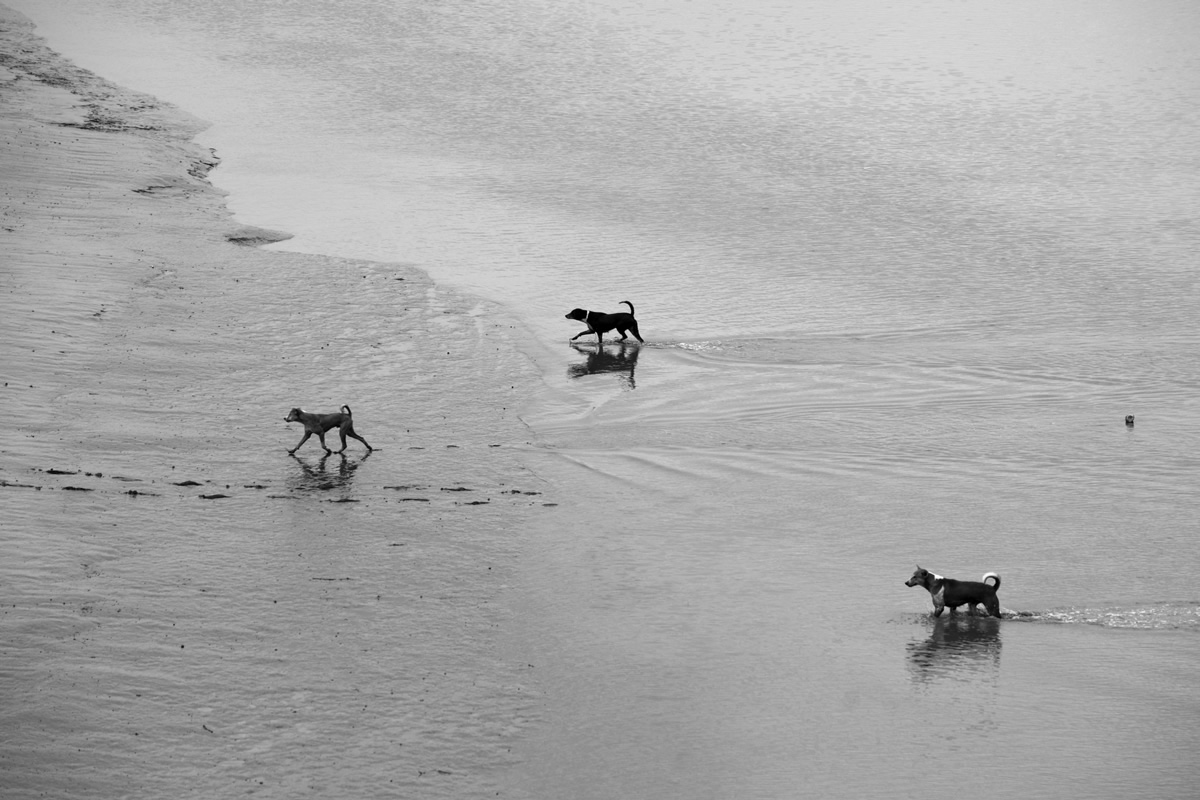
[1008,602,1200,631]
[675,340,727,353]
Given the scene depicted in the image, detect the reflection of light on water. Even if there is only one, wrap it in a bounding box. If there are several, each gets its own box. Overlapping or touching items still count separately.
[677,341,726,352]
[1022,603,1200,631]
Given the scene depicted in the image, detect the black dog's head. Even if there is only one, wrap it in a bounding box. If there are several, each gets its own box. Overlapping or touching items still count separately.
[565,308,588,322]
[285,408,303,423]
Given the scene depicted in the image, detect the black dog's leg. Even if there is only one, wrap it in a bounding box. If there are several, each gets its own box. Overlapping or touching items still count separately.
[289,431,312,454]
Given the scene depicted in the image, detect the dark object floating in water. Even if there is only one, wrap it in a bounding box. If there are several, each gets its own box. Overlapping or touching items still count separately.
[199,493,229,500]
[62,486,93,492]
[175,480,203,486]
[441,486,472,492]
[46,468,78,475]
[1125,415,1135,426]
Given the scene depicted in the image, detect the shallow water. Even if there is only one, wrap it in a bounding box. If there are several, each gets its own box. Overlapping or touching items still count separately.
[6,0,1200,797]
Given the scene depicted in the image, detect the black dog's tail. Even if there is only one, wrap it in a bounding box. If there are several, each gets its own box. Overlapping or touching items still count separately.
[620,300,635,316]
[341,405,352,416]
[982,572,1001,589]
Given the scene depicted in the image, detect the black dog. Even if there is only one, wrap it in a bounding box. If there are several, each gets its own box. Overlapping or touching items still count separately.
[565,300,644,343]
[905,565,1002,618]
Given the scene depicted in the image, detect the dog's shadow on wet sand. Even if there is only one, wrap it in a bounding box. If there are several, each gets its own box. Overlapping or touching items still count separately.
[287,451,372,494]
[567,342,641,389]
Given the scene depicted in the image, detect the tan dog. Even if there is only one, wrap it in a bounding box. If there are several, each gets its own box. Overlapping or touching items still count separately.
[285,405,372,455]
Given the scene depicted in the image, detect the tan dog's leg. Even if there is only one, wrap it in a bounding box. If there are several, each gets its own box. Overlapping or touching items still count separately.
[337,421,372,453]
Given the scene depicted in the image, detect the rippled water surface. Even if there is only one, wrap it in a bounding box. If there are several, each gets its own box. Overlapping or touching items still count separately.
[7,0,1200,797]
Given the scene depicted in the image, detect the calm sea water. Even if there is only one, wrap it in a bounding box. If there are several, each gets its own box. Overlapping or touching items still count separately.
[10,0,1200,797]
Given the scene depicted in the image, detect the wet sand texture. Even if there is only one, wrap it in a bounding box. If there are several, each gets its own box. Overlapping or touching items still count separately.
[2,6,549,797]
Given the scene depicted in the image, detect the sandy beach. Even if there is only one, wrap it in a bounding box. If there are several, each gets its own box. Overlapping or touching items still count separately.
[6,3,1200,798]
[2,6,553,796]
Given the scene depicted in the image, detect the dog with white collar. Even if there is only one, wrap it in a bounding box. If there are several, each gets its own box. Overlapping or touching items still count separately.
[905,565,1002,618]
[564,300,644,344]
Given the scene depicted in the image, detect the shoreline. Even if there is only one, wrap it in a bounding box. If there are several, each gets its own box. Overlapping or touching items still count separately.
[2,7,555,796]
[1,4,302,454]
[1,1,544,471]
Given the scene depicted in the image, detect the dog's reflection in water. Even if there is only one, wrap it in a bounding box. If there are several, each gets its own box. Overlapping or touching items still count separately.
[287,450,371,495]
[906,615,1002,685]
[568,342,641,389]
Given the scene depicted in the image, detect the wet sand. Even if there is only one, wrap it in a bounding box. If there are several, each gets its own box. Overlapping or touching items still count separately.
[1,7,551,797]
[8,5,1200,799]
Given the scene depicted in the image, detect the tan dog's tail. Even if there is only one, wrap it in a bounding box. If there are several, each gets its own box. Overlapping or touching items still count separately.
[620,300,635,316]
[982,572,1001,589]
[341,405,352,416]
